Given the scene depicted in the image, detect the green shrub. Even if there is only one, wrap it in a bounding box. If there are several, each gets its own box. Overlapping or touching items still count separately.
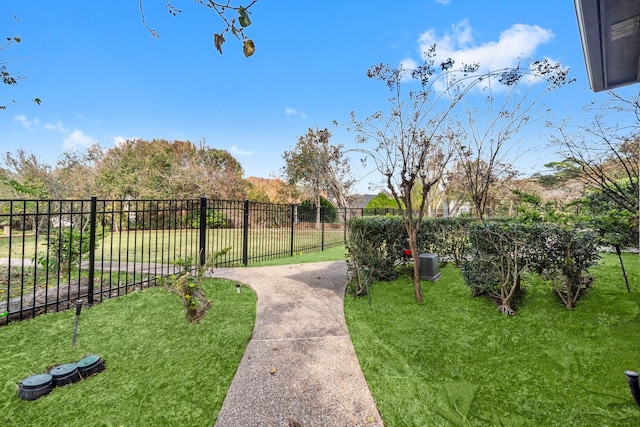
[464,220,600,313]
[299,197,338,223]
[364,192,403,213]
[44,226,106,273]
[346,215,475,292]
[345,216,402,294]
[161,248,231,323]
[464,221,544,314]
[191,209,230,229]
[532,225,599,309]
[418,217,475,266]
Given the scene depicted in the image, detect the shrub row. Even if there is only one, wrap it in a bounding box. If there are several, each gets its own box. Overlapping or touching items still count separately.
[345,216,599,313]
[345,216,474,286]
[463,221,599,313]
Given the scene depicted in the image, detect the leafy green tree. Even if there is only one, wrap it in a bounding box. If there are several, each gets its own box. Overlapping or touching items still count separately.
[365,192,402,210]
[532,159,582,187]
[299,197,337,223]
[1,150,52,198]
[93,139,247,200]
[282,128,354,228]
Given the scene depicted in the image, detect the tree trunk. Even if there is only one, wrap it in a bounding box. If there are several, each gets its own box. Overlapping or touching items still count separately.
[408,234,423,303]
[315,195,321,230]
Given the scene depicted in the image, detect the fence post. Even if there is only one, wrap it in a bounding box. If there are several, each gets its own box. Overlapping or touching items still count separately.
[87,197,97,306]
[321,206,325,251]
[199,197,207,266]
[242,200,249,265]
[290,204,295,257]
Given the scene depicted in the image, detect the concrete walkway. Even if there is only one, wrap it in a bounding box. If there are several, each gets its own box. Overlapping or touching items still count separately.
[212,261,383,427]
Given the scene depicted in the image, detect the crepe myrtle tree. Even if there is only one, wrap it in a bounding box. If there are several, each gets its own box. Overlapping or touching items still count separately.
[139,0,258,57]
[348,45,570,302]
[454,58,572,219]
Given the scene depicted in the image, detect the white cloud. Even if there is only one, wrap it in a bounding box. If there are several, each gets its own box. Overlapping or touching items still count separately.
[403,20,555,89]
[285,107,307,119]
[434,0,451,5]
[13,115,40,130]
[229,144,254,156]
[43,120,68,132]
[63,129,99,149]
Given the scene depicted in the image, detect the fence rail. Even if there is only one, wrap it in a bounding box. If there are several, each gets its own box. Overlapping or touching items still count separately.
[0,197,354,324]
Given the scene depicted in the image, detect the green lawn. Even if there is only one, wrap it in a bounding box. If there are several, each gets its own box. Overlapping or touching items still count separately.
[345,252,640,426]
[0,228,345,264]
[248,244,346,266]
[0,279,256,426]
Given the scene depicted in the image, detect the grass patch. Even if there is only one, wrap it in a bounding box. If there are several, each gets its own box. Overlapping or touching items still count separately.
[0,229,345,264]
[0,279,256,426]
[248,244,346,267]
[345,252,640,426]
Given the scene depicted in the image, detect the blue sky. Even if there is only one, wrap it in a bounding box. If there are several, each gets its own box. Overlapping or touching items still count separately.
[1,0,638,194]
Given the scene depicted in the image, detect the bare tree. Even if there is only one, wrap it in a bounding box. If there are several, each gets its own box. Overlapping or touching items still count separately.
[549,91,639,215]
[454,59,572,219]
[348,47,487,302]
[349,47,573,302]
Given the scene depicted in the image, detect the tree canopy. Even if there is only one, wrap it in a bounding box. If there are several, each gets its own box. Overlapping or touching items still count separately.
[1,139,248,200]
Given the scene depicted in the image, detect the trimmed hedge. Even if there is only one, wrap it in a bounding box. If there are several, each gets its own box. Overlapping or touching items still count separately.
[346,215,600,313]
[345,216,475,287]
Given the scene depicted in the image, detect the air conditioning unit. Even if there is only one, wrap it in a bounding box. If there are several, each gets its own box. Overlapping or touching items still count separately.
[419,253,441,281]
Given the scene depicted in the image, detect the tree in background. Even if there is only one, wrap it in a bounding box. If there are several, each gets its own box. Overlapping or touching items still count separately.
[454,59,572,219]
[532,159,582,188]
[365,192,403,211]
[282,127,354,228]
[0,139,248,201]
[1,149,53,198]
[93,139,247,200]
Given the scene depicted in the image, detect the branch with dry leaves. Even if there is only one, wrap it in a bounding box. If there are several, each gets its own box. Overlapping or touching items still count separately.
[139,0,258,57]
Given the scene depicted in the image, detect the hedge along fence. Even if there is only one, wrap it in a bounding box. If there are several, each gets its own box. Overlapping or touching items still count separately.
[346,215,599,314]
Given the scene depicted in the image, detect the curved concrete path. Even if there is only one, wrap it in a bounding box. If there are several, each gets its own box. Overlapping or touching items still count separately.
[212,261,383,427]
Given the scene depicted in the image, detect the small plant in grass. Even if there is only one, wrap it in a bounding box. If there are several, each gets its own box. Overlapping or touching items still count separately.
[162,248,230,323]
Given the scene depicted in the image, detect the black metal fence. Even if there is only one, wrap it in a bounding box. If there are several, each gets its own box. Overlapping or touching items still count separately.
[0,197,349,324]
